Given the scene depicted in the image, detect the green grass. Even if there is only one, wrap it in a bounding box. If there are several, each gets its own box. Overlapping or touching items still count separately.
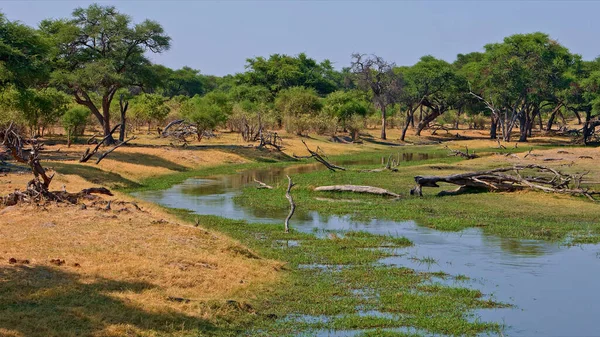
[165,210,506,336]
[233,150,600,243]
[110,142,598,335]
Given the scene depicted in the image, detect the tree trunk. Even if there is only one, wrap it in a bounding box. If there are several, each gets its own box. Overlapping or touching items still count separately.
[119,95,128,142]
[401,110,411,141]
[518,112,528,142]
[573,109,582,125]
[583,109,594,145]
[380,106,387,140]
[490,115,498,139]
[415,106,442,136]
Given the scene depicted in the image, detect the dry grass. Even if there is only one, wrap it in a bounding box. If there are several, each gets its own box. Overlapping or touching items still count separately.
[0,125,586,336]
[0,174,280,337]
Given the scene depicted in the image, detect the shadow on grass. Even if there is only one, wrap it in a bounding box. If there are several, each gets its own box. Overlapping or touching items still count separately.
[49,162,141,189]
[95,152,188,171]
[0,265,217,337]
[181,144,296,163]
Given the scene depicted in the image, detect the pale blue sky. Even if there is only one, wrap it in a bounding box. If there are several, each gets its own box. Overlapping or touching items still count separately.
[1,1,599,76]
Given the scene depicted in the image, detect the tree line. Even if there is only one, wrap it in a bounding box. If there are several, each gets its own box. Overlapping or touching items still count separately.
[2,4,600,145]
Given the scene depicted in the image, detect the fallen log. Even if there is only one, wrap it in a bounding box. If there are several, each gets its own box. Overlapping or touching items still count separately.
[253,178,273,189]
[314,185,400,198]
[446,146,479,159]
[410,164,600,200]
[2,187,113,206]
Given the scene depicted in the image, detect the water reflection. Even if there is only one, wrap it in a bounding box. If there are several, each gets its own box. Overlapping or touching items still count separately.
[134,158,600,337]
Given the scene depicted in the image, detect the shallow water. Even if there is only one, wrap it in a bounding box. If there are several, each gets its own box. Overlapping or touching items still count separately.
[134,157,600,337]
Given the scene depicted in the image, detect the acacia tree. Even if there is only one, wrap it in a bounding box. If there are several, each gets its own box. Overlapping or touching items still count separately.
[242,53,339,96]
[474,33,573,142]
[41,4,170,144]
[350,54,403,140]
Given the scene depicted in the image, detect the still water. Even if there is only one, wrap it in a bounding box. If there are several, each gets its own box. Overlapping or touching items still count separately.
[135,156,600,337]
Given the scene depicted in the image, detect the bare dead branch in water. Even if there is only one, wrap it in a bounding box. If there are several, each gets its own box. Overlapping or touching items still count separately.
[284,175,295,233]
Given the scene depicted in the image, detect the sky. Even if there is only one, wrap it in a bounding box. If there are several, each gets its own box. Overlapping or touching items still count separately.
[1,0,599,76]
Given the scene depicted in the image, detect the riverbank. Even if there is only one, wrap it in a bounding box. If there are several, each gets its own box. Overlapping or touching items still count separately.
[1,128,597,336]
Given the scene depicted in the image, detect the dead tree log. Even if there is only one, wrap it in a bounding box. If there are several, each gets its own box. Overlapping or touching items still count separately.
[294,140,346,172]
[80,124,121,163]
[1,125,113,206]
[410,164,600,200]
[258,131,283,151]
[2,123,54,189]
[446,146,479,159]
[284,175,295,233]
[253,178,273,189]
[315,185,400,198]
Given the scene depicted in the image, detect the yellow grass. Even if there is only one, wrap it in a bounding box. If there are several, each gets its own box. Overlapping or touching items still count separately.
[0,173,280,337]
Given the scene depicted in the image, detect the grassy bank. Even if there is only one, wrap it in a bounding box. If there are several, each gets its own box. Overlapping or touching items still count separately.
[2,130,597,336]
[234,147,600,243]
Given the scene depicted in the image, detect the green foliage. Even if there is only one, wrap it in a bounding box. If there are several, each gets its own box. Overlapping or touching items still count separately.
[61,106,90,142]
[241,53,340,95]
[181,95,228,141]
[0,13,49,88]
[275,87,322,135]
[11,87,70,134]
[131,93,170,126]
[41,4,171,138]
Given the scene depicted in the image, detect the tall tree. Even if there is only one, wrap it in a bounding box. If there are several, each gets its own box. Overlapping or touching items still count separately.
[0,12,49,89]
[242,53,339,96]
[350,54,403,140]
[41,4,170,144]
[474,33,573,141]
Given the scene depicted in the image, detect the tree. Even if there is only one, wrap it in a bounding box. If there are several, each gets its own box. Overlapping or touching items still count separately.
[131,93,170,131]
[407,56,465,136]
[242,53,340,96]
[181,95,228,141]
[62,106,90,146]
[14,88,70,136]
[474,33,573,141]
[275,87,322,136]
[323,90,369,140]
[563,58,600,144]
[42,4,170,144]
[0,12,49,89]
[350,54,403,140]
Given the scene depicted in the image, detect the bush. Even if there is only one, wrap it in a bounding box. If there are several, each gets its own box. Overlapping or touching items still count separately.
[61,106,90,145]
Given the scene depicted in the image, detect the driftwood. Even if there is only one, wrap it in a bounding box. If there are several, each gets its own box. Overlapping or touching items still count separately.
[446,146,479,159]
[0,125,113,206]
[253,178,273,189]
[295,140,346,172]
[258,131,283,151]
[1,123,54,189]
[410,164,600,201]
[284,175,295,233]
[315,185,400,198]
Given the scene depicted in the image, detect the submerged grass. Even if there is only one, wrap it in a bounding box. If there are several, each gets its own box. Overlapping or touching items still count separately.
[164,209,506,336]
[108,141,594,335]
